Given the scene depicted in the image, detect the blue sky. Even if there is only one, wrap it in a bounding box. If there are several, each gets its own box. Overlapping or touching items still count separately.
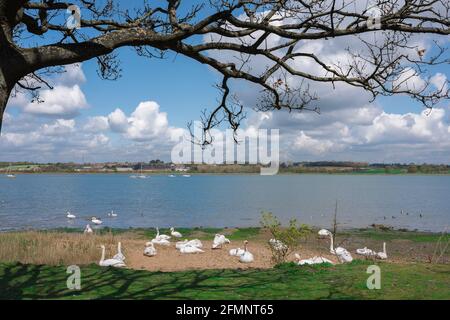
[1,2,449,164]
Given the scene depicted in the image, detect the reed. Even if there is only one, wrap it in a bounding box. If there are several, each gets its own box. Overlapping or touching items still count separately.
[0,231,129,266]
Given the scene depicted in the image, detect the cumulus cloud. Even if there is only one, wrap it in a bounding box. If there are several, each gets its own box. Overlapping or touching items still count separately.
[9,64,88,118]
[107,101,185,143]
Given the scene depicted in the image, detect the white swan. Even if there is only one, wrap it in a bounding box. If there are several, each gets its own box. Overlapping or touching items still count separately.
[143,242,157,257]
[170,227,182,238]
[66,211,76,219]
[376,242,387,260]
[318,229,330,238]
[176,239,203,250]
[107,210,118,217]
[99,245,126,268]
[113,242,125,261]
[320,229,353,263]
[151,238,171,246]
[91,217,102,225]
[239,241,254,263]
[356,247,376,257]
[83,224,93,234]
[269,239,287,251]
[294,253,334,266]
[155,227,171,241]
[229,248,245,256]
[212,234,231,249]
[180,244,204,254]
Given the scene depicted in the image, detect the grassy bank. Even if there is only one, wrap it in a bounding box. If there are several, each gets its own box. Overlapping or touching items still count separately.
[0,261,449,300]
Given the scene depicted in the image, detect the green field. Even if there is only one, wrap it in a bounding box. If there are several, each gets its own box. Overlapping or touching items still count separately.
[1,261,448,300]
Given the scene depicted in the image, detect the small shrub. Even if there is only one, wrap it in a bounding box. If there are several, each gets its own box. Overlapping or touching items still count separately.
[260,212,311,264]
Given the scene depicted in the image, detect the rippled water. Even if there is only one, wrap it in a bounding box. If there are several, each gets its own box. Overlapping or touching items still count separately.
[0,174,448,232]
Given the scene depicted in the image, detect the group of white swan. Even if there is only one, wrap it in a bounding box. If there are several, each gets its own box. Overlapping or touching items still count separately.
[143,229,254,263]
[98,227,387,269]
[99,242,126,268]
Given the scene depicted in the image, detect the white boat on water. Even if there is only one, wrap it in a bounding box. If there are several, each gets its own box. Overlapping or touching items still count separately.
[182,174,191,178]
[168,175,176,178]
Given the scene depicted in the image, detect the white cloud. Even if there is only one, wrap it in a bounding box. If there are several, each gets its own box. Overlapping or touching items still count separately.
[107,101,185,143]
[22,85,87,117]
[84,116,109,132]
[108,108,129,133]
[9,64,88,118]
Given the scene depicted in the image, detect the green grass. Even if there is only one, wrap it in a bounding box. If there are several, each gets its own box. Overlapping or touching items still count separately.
[0,261,448,300]
[346,229,449,243]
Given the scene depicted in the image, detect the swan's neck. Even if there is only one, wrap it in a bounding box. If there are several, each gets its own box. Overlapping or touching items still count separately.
[100,247,105,263]
[330,234,334,251]
[244,243,248,252]
[156,228,160,236]
[383,242,386,254]
[118,242,122,254]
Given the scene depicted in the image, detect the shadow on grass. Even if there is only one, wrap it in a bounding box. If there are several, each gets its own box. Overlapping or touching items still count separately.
[1,261,449,300]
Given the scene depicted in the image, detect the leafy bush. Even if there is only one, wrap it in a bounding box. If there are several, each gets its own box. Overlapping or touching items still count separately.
[260,212,311,264]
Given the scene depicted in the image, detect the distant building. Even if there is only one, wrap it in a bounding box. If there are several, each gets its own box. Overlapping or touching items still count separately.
[116,167,133,172]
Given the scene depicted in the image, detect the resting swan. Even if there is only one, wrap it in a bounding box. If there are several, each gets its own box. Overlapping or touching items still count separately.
[319,229,353,263]
[176,239,203,250]
[151,238,171,246]
[376,242,387,260]
[356,247,376,257]
[155,227,171,241]
[229,248,245,256]
[144,242,157,257]
[269,239,287,251]
[212,234,231,249]
[99,245,126,267]
[170,227,182,238]
[294,253,334,266]
[180,244,204,254]
[239,240,254,263]
[113,242,125,261]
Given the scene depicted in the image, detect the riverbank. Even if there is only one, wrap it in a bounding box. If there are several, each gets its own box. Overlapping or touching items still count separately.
[0,227,448,269]
[0,227,448,300]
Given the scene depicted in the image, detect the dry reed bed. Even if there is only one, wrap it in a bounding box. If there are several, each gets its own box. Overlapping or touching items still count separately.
[0,231,134,266]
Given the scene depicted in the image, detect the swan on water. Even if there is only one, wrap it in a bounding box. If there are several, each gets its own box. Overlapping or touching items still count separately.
[99,245,126,268]
[294,253,334,266]
[107,210,118,217]
[83,224,93,234]
[212,234,231,249]
[144,242,157,257]
[239,240,254,263]
[91,217,102,225]
[319,229,353,263]
[66,211,76,219]
[170,227,182,238]
[113,242,125,261]
[376,242,388,260]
